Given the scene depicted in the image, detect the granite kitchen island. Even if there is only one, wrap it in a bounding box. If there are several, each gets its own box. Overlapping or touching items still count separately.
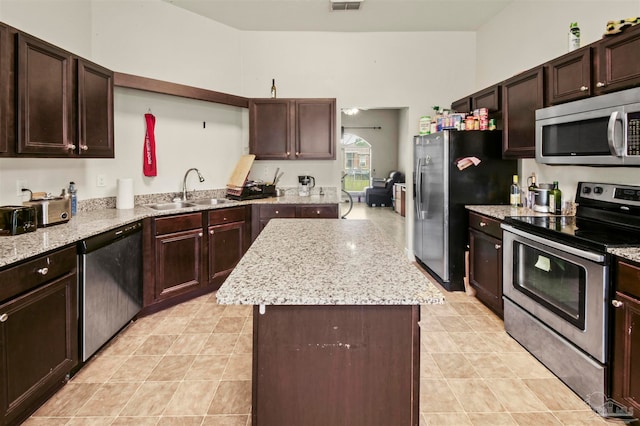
[217,219,443,426]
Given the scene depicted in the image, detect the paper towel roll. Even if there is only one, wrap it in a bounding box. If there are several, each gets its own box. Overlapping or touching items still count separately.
[116,178,134,209]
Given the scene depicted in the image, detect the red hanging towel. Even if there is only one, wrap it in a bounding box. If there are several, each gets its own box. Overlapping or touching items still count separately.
[143,113,157,177]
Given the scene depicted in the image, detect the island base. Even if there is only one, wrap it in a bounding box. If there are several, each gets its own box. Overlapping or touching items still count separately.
[252,304,420,426]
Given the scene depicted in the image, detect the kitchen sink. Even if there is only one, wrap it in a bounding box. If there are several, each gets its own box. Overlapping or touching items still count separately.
[145,201,196,210]
[191,198,233,206]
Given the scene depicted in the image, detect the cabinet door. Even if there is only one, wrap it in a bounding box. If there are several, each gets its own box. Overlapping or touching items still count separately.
[611,291,640,415]
[249,99,292,159]
[596,25,640,94]
[502,67,543,159]
[77,58,114,158]
[469,228,503,317]
[451,96,471,113]
[208,222,244,290]
[17,33,73,156]
[546,48,592,105]
[0,24,8,155]
[294,99,335,160]
[0,273,77,425]
[154,229,204,301]
[472,85,501,112]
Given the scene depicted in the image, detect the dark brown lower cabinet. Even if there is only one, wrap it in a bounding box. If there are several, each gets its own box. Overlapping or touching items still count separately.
[468,212,504,317]
[0,248,77,426]
[208,221,243,285]
[611,260,640,415]
[253,304,420,426]
[252,203,339,241]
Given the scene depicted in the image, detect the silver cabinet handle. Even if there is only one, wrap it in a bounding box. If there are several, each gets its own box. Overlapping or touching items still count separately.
[295,152,300,157]
[198,232,203,237]
[66,144,76,150]
[495,244,502,250]
[596,82,606,88]
[286,152,290,157]
[612,300,623,308]
[275,210,279,214]
[37,267,49,275]
[480,222,487,227]
[580,86,588,92]
[81,145,89,151]
[210,230,214,235]
[0,313,7,322]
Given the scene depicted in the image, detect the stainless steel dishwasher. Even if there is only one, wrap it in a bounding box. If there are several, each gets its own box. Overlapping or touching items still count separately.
[78,221,143,361]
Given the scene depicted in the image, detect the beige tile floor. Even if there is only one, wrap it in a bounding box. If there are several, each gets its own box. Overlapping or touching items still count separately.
[25,203,623,425]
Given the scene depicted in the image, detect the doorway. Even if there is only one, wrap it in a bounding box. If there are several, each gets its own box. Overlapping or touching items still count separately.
[341,133,372,201]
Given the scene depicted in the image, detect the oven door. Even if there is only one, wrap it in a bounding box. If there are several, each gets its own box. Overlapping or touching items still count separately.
[502,224,609,363]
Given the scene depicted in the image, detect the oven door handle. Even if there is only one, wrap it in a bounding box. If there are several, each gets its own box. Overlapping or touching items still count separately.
[501,224,605,263]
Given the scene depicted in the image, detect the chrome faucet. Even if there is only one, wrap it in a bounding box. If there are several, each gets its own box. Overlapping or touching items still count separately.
[177,168,205,201]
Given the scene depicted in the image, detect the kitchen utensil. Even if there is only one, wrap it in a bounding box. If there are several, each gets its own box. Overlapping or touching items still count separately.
[274,172,284,186]
[298,175,315,196]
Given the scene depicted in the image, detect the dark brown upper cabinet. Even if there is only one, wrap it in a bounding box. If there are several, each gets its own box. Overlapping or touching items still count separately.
[0,24,10,155]
[546,47,592,105]
[249,98,336,160]
[472,85,501,112]
[502,67,544,159]
[595,24,640,94]
[451,96,471,113]
[10,25,114,158]
[16,33,74,156]
[77,58,114,158]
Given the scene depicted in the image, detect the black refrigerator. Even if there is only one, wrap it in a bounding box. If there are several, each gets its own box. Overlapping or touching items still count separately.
[413,130,517,291]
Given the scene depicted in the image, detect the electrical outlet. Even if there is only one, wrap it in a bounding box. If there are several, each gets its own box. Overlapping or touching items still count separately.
[96,174,107,187]
[16,180,28,196]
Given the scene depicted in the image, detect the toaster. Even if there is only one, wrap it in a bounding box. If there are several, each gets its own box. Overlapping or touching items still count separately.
[23,197,71,227]
[0,206,38,236]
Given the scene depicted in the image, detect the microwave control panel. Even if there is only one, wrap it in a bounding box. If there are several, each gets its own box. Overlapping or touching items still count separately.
[628,111,640,155]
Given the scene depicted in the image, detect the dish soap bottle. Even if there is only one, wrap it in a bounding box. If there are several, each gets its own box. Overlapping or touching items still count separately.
[568,22,580,51]
[68,181,77,216]
[270,78,277,98]
[550,181,562,214]
[510,175,521,207]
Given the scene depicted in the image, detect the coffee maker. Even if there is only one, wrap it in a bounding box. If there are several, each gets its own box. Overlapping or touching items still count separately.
[298,175,315,196]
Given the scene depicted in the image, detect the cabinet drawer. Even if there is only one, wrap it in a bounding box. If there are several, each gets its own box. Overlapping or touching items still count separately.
[297,205,338,218]
[155,212,203,235]
[617,260,640,298]
[259,205,296,219]
[0,245,76,303]
[209,206,246,225]
[468,212,502,239]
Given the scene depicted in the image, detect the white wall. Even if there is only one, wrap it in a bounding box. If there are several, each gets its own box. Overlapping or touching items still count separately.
[475,1,640,202]
[0,0,246,204]
[239,31,476,191]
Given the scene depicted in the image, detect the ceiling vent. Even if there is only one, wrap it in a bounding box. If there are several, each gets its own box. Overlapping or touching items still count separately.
[330,0,363,11]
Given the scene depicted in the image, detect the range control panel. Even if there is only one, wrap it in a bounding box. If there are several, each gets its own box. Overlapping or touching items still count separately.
[579,182,640,206]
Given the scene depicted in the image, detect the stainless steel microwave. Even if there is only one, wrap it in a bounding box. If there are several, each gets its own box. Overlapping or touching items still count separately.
[536,87,640,166]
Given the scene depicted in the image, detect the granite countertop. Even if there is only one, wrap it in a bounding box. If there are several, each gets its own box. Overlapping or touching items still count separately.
[465,204,562,221]
[216,219,445,306]
[0,191,340,269]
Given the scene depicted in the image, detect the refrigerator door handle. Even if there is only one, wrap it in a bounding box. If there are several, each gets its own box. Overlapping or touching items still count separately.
[415,157,422,214]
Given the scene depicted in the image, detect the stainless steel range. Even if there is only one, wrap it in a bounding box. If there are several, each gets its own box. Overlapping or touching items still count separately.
[501,182,640,412]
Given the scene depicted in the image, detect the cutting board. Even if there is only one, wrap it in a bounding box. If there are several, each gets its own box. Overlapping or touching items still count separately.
[227,154,255,188]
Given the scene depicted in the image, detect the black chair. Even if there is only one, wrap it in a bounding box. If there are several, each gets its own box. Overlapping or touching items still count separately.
[364,171,405,207]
